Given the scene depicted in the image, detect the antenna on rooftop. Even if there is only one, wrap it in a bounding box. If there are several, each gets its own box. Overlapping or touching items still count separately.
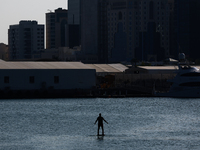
[47,9,52,12]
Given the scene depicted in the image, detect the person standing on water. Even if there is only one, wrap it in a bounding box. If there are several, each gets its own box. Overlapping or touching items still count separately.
[94,113,108,136]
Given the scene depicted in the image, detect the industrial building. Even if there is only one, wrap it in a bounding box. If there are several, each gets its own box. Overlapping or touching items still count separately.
[86,63,128,76]
[0,61,96,97]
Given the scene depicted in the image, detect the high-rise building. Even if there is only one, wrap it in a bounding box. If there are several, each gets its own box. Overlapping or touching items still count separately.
[168,0,175,59]
[107,0,128,62]
[98,0,109,63]
[107,0,171,62]
[68,0,81,48]
[8,21,44,60]
[81,0,109,63]
[68,0,81,25]
[174,0,200,61]
[46,8,68,49]
[81,0,99,56]
[81,0,172,63]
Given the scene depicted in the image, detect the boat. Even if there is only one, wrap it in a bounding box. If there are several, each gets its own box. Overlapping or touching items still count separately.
[154,63,200,98]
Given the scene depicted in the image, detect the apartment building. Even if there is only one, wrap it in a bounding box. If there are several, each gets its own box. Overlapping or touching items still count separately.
[46,8,68,49]
[8,21,44,60]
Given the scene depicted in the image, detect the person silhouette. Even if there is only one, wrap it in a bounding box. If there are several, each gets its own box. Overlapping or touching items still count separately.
[94,113,108,136]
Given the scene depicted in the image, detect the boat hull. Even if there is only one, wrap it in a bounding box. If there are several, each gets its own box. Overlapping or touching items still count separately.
[155,88,200,98]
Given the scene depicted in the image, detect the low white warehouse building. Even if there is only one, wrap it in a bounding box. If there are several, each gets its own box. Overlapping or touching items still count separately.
[0,60,96,91]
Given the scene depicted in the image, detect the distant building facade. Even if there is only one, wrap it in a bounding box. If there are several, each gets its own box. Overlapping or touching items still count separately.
[68,0,81,25]
[0,43,8,60]
[46,8,68,49]
[174,0,200,61]
[81,0,109,63]
[0,61,96,92]
[68,0,81,48]
[8,21,44,60]
[107,0,171,62]
[98,0,109,63]
[80,0,172,63]
[168,0,175,59]
[81,0,98,56]
[39,46,81,61]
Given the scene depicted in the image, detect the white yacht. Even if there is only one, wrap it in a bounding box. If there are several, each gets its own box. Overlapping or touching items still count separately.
[155,64,200,98]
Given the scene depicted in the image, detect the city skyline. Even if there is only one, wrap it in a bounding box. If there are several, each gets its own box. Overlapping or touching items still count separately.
[2,0,200,63]
[0,0,68,44]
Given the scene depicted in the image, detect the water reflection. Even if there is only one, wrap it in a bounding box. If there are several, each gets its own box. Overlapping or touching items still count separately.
[97,135,104,141]
[0,98,200,149]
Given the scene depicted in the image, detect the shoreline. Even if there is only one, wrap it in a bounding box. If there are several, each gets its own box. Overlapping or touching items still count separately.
[0,88,153,99]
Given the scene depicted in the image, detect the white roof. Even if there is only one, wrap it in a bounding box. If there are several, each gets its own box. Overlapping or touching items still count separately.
[0,61,128,73]
[139,66,200,72]
[0,61,93,69]
[139,66,179,70]
[86,63,128,73]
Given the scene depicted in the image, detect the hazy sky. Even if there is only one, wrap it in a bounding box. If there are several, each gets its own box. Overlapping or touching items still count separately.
[0,0,68,44]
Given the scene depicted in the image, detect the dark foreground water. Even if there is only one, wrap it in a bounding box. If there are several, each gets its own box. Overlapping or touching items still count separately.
[0,97,200,150]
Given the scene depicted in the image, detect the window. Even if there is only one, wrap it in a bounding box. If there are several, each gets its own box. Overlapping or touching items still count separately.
[54,76,59,84]
[29,76,35,84]
[4,76,9,83]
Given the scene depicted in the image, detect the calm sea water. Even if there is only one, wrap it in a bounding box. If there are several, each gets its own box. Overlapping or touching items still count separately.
[0,97,200,150]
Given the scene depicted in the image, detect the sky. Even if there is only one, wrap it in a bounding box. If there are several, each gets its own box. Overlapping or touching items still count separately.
[0,0,68,44]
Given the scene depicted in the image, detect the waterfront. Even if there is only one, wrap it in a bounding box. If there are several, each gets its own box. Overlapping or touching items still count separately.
[0,97,200,150]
